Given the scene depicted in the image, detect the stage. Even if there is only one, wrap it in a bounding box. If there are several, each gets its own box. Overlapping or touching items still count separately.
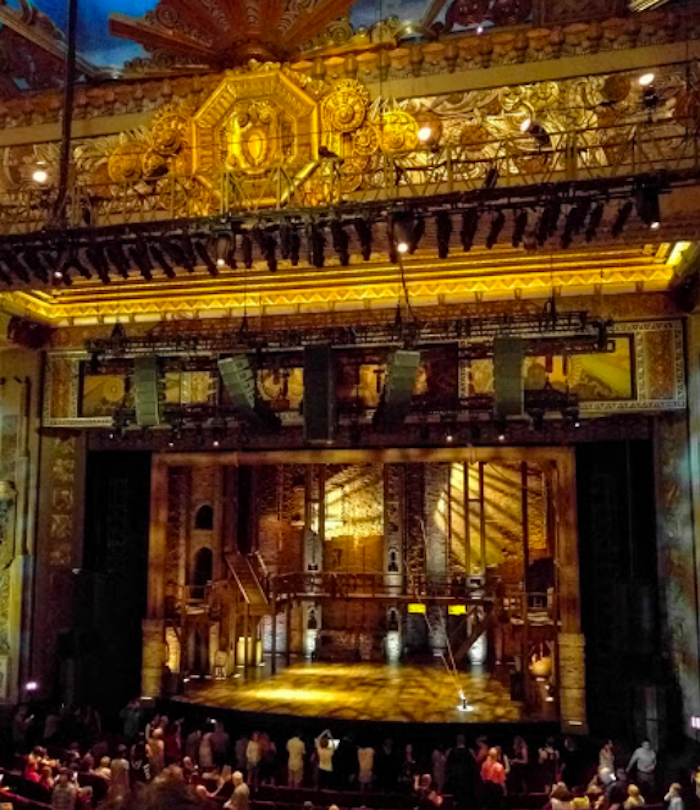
[173,662,531,724]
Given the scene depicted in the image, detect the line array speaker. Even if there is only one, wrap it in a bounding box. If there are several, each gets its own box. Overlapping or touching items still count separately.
[303,344,335,444]
[494,337,524,417]
[374,349,421,429]
[133,356,161,427]
[218,355,257,417]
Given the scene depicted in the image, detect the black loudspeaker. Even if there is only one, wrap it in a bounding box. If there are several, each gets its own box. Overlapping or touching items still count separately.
[303,344,335,444]
[218,355,256,417]
[374,349,421,429]
[494,337,524,417]
[133,356,161,427]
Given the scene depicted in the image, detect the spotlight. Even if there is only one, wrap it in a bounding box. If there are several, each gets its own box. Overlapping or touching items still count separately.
[476,24,484,34]
[163,240,192,274]
[461,209,479,252]
[496,418,507,442]
[331,219,350,266]
[436,211,453,259]
[418,126,433,143]
[512,209,528,247]
[585,202,605,242]
[446,427,454,443]
[520,118,551,148]
[215,232,231,267]
[151,245,176,279]
[85,244,111,283]
[611,200,634,237]
[355,216,373,261]
[391,212,421,259]
[637,182,661,229]
[486,211,505,249]
[638,72,655,87]
[194,238,218,276]
[498,431,506,442]
[128,240,154,280]
[241,232,254,269]
[279,221,292,260]
[308,222,325,268]
[32,168,48,184]
[483,165,499,189]
[24,681,38,692]
[398,241,409,254]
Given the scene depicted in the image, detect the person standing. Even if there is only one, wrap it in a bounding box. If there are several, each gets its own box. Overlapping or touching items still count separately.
[358,744,375,793]
[287,733,306,787]
[315,729,336,789]
[446,734,478,810]
[246,732,262,785]
[481,748,507,810]
[211,721,231,771]
[109,746,131,802]
[627,740,657,794]
[431,747,447,795]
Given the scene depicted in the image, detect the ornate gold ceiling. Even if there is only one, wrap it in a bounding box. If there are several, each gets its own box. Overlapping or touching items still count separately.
[109,0,361,69]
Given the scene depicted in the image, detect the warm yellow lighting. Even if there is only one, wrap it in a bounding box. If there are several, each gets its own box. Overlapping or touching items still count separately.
[418,126,432,143]
[32,169,48,184]
[448,605,467,616]
[638,72,656,87]
[408,603,426,614]
[668,241,691,265]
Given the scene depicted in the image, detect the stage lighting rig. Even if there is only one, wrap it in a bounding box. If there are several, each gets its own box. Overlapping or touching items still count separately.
[215,232,232,267]
[636,181,661,229]
[241,232,254,269]
[151,244,176,279]
[460,209,479,252]
[511,209,528,247]
[485,211,505,249]
[354,216,373,261]
[308,221,326,268]
[194,237,218,276]
[436,211,453,258]
[128,240,154,280]
[611,200,634,237]
[331,218,350,267]
[585,202,605,242]
[85,244,111,283]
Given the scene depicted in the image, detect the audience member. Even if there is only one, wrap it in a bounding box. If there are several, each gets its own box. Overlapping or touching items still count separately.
[627,741,657,794]
[51,770,77,810]
[624,784,645,809]
[286,732,306,788]
[224,771,250,810]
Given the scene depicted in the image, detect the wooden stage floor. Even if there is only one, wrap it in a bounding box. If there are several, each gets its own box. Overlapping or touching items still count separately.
[174,663,526,723]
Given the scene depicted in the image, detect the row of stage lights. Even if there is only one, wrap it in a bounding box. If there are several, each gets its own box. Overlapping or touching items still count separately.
[0,180,662,285]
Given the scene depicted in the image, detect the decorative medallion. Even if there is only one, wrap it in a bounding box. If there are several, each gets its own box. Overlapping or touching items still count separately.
[446,0,490,29]
[380,110,419,153]
[352,123,380,157]
[107,141,146,183]
[322,80,370,134]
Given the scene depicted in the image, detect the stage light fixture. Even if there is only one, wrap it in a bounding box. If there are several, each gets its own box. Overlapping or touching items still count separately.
[585,202,605,242]
[194,238,218,276]
[485,211,505,249]
[151,245,176,279]
[308,222,326,269]
[241,232,254,269]
[19,247,49,283]
[511,209,528,247]
[1,250,29,283]
[32,167,48,184]
[215,232,231,267]
[355,216,373,261]
[418,126,433,143]
[520,118,551,148]
[611,200,634,237]
[476,24,484,34]
[638,73,658,108]
[128,241,154,280]
[262,231,278,273]
[279,221,292,260]
[106,243,129,279]
[331,218,350,266]
[85,245,111,283]
[637,182,661,229]
[436,211,453,258]
[461,209,479,252]
[483,165,499,189]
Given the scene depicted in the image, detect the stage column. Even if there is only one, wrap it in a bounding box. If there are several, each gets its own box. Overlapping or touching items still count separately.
[554,451,587,733]
[142,457,168,698]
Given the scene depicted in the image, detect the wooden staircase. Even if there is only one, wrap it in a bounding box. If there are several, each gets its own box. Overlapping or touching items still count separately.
[225,553,269,615]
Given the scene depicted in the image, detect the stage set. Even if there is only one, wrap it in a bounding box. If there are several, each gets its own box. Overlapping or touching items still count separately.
[143,447,582,729]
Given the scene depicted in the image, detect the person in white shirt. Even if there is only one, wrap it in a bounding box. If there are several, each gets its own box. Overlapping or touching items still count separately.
[287,734,306,787]
[627,740,656,792]
[315,729,336,789]
[246,732,262,785]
